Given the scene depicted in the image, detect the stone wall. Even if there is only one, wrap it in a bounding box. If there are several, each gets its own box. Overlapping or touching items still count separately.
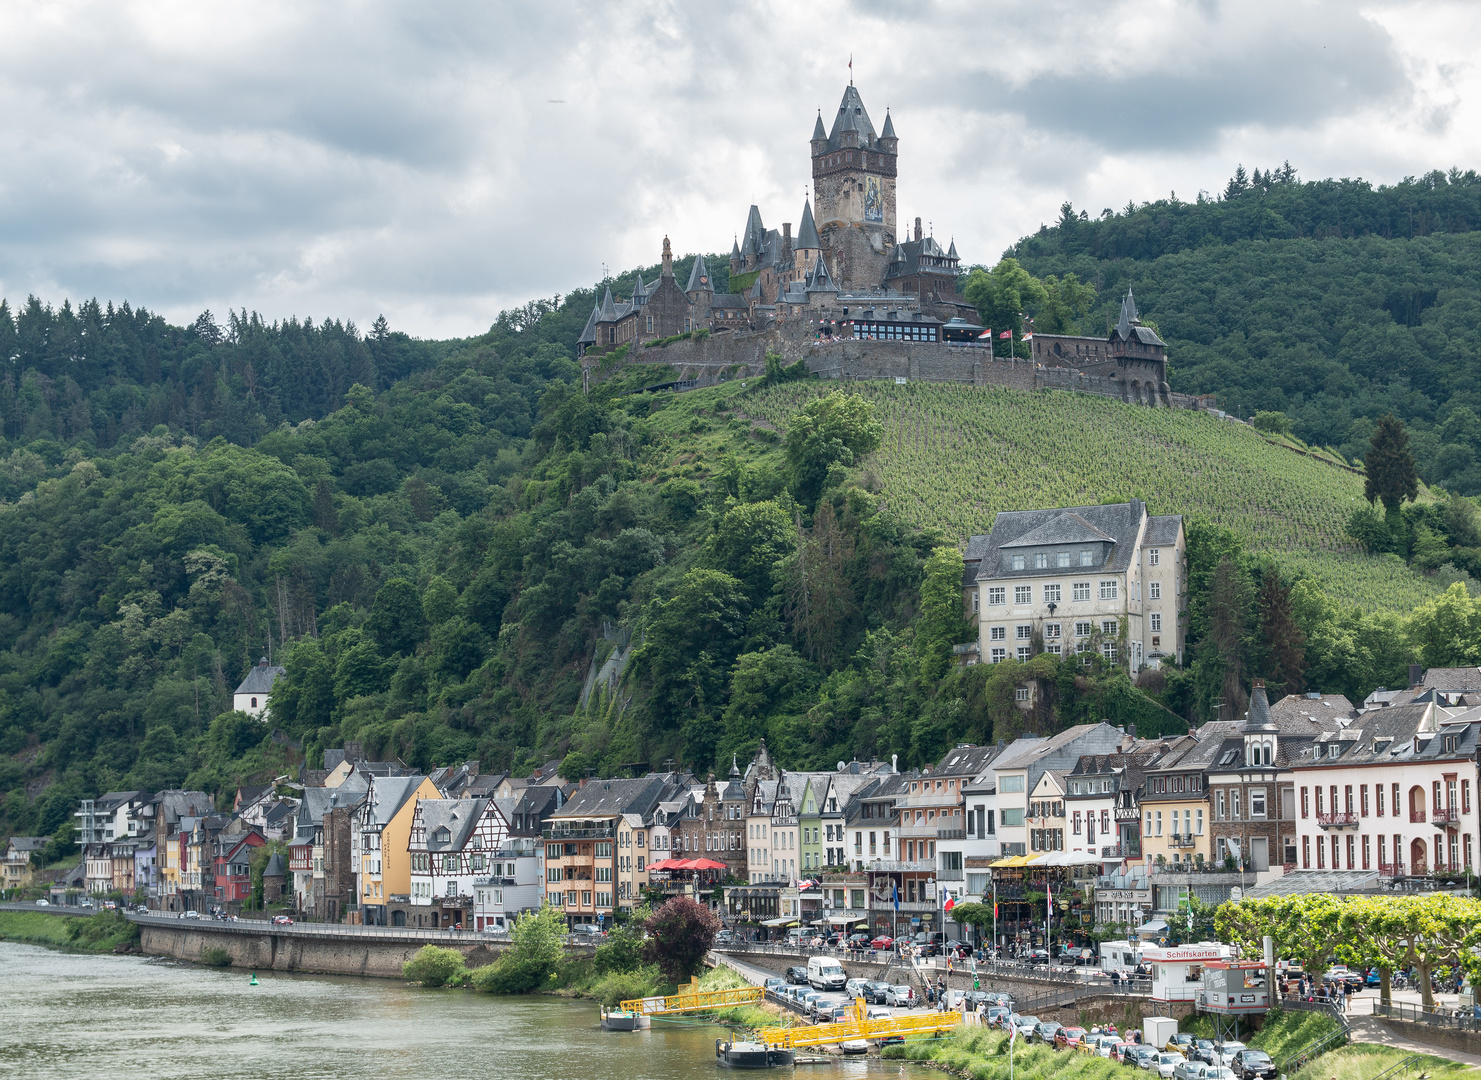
[601,321,1212,414]
[1372,1015,1481,1058]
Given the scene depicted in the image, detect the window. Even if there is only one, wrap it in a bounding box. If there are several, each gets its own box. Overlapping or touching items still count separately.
[1303,835,1310,869]
[1079,551,1094,566]
[1016,624,1032,640]
[1056,552,1071,568]
[972,592,979,612]
[1251,788,1266,818]
[1363,834,1371,870]
[1073,582,1091,602]
[1150,613,1161,632]
[990,647,1006,663]
[1034,553,1047,569]
[1047,643,1061,655]
[1000,808,1023,827]
[1195,809,1203,834]
[1015,686,1030,701]
[1392,784,1400,818]
[1011,555,1025,571]
[1101,619,1118,636]
[1148,549,1160,566]
[1465,780,1472,814]
[1301,787,1309,818]
[646,315,653,333]
[1014,585,1032,605]
[1044,622,1061,639]
[1000,775,1024,793]
[1099,580,1119,600]
[1149,580,1161,600]
[990,625,1006,641]
[1043,584,1061,603]
[1017,646,1032,661]
[1345,785,1354,814]
[1155,811,1163,836]
[1377,784,1385,816]
[1074,620,1093,637]
[1100,641,1117,661]
[988,587,1005,606]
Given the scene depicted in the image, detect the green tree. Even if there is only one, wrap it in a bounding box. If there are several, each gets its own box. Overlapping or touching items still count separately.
[402,944,469,987]
[1035,272,1096,335]
[708,500,793,606]
[779,501,856,667]
[1204,557,1252,720]
[783,391,882,507]
[916,545,974,681]
[1252,411,1293,436]
[1405,582,1481,667]
[632,570,750,736]
[1256,567,1305,696]
[1365,413,1420,513]
[365,578,427,658]
[962,258,1046,357]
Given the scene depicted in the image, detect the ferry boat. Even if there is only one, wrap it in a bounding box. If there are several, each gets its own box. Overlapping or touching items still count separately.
[600,1006,650,1031]
[715,1039,794,1068]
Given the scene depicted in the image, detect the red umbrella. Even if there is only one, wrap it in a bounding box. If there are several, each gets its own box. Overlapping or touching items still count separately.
[687,859,728,870]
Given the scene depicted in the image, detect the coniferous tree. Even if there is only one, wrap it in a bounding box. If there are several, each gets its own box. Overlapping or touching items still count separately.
[1206,557,1252,721]
[1365,414,1420,513]
[1257,567,1306,696]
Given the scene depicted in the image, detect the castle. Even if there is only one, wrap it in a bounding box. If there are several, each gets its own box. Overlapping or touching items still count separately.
[577,83,978,359]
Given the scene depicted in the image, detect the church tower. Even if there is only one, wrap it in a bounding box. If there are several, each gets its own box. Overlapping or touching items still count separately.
[811,86,897,291]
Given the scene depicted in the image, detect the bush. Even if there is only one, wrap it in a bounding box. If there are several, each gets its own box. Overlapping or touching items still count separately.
[593,926,644,975]
[200,946,233,968]
[470,954,552,994]
[1253,410,1293,435]
[401,945,468,987]
[591,967,662,1008]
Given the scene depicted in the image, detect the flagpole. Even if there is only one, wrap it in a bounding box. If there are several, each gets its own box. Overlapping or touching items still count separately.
[992,878,997,960]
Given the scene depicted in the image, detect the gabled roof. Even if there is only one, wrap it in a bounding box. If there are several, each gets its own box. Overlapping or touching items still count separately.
[999,512,1114,549]
[685,253,712,293]
[1143,516,1183,546]
[1113,288,1166,346]
[577,300,599,346]
[1269,693,1356,725]
[418,798,488,853]
[931,744,1002,778]
[806,252,836,294]
[795,199,821,250]
[1291,703,1469,769]
[1421,667,1481,693]
[970,501,1164,581]
[599,285,618,322]
[6,836,49,854]
[234,659,285,696]
[551,775,671,821]
[361,775,427,827]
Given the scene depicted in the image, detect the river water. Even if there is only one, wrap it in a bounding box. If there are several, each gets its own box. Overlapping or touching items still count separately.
[0,942,937,1080]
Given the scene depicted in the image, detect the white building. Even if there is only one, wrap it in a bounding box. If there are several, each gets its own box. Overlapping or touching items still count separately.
[233,657,286,717]
[991,725,1126,857]
[1290,702,1480,876]
[962,499,1186,677]
[407,797,510,927]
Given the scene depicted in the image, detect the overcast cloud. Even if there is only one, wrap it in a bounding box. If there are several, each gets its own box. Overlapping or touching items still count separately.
[0,0,1476,339]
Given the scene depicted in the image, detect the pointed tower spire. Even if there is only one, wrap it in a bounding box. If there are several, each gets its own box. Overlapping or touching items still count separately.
[796,198,821,251]
[881,110,896,139]
[599,285,617,321]
[812,111,827,141]
[685,253,712,294]
[632,271,646,302]
[1115,287,1138,339]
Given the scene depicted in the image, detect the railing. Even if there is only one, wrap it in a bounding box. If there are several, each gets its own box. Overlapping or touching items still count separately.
[1379,862,1406,877]
[1317,812,1358,827]
[1100,844,1125,858]
[1433,807,1460,824]
[1409,810,1426,824]
[1369,1054,1427,1080]
[1277,996,1350,1073]
[937,829,966,840]
[543,827,616,840]
[937,868,964,881]
[1167,834,1195,848]
[1375,1000,1480,1030]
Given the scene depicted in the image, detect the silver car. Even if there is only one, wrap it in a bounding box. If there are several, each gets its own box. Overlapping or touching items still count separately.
[884,984,914,1007]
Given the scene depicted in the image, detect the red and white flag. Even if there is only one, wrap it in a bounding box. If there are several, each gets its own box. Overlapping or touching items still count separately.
[978,329,993,340]
[998,330,1012,339]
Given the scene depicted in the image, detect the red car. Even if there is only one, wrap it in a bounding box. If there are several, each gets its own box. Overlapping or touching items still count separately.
[870,936,894,950]
[1053,1026,1087,1051]
[271,915,294,925]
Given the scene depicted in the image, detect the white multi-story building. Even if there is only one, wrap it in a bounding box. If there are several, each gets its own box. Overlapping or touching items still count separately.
[962,499,1186,677]
[991,725,1125,857]
[1290,702,1481,877]
[406,797,511,928]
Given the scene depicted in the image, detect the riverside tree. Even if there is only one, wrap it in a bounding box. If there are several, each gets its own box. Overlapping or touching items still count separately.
[642,897,720,985]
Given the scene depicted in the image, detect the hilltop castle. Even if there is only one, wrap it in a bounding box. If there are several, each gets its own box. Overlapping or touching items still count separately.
[577,83,977,358]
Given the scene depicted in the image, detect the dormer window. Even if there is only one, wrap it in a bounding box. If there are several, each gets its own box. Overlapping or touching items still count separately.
[1327,744,1340,759]
[1057,552,1071,568]
[1034,553,1047,569]
[1012,555,1026,571]
[1079,551,1094,566]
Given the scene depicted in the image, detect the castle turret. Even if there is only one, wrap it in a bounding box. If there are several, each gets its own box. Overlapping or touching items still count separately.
[685,253,713,329]
[661,235,674,278]
[730,236,741,276]
[812,85,896,291]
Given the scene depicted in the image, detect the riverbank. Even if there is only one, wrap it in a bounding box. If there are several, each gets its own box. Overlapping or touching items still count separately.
[882,1009,1466,1080]
[0,910,139,953]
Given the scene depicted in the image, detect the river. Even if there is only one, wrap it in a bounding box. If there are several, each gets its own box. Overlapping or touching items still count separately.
[0,942,938,1080]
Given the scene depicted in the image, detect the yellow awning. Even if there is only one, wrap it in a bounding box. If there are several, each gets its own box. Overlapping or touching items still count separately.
[988,857,1018,867]
[990,854,1043,868]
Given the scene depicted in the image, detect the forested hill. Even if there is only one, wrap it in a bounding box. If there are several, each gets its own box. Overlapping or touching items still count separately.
[1012,167,1481,494]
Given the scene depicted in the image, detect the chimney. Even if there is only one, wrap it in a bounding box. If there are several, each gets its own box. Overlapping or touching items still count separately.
[1127,724,1137,741]
[891,754,898,773]
[783,222,792,258]
[1409,663,1423,689]
[914,216,922,241]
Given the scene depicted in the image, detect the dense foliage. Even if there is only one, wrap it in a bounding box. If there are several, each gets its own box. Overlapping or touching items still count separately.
[1012,167,1481,495]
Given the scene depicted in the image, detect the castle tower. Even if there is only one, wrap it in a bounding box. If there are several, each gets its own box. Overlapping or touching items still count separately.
[812,87,897,291]
[685,252,713,329]
[792,197,822,283]
[729,237,741,277]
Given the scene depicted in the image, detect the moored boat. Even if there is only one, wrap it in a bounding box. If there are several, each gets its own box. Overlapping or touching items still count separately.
[715,1039,793,1068]
[600,1007,650,1031]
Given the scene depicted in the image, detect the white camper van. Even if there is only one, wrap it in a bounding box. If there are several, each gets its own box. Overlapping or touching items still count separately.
[808,955,847,991]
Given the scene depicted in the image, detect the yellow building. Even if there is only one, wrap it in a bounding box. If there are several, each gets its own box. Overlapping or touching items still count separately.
[3,837,47,892]
[356,775,440,925]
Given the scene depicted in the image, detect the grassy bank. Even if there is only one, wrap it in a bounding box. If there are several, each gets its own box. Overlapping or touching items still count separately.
[0,910,139,953]
[884,1008,1356,1080]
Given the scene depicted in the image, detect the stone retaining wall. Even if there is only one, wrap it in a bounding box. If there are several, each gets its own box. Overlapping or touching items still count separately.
[1372,1015,1481,1057]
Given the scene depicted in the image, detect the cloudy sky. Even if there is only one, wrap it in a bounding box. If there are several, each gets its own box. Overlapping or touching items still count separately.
[1,0,1476,339]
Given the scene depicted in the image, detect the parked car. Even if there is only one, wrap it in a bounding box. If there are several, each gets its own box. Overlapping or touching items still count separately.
[846,931,871,946]
[714,929,734,945]
[1127,1045,1158,1069]
[1175,1066,1235,1080]
[1164,1032,1195,1054]
[862,980,892,1004]
[985,1006,1011,1027]
[35,898,49,906]
[1024,948,1050,964]
[1179,1038,1213,1064]
[884,984,915,1007]
[785,966,809,985]
[1230,1050,1277,1080]
[569,925,605,941]
[271,915,293,925]
[1154,1053,1186,1078]
[1091,1034,1120,1056]
[1110,1042,1136,1063]
[182,910,201,919]
[844,978,869,998]
[1011,1014,1038,1039]
[1212,1042,1246,1067]
[1054,1026,1087,1051]
[870,935,894,950]
[1365,967,1381,986]
[763,977,784,992]
[1033,1020,1062,1045]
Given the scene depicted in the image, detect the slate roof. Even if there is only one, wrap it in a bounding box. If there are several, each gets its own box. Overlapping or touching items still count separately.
[1243,684,1277,734]
[1269,693,1357,725]
[825,85,878,150]
[795,199,821,250]
[577,300,600,346]
[882,236,959,283]
[262,852,286,878]
[880,110,896,140]
[234,659,285,696]
[7,836,49,854]
[157,790,216,828]
[361,775,426,827]
[1143,516,1183,546]
[806,252,837,294]
[550,775,671,821]
[1291,702,1481,769]
[929,744,1001,778]
[968,500,1178,583]
[1420,667,1481,693]
[811,112,827,141]
[685,253,712,292]
[420,798,487,852]
[1113,289,1166,346]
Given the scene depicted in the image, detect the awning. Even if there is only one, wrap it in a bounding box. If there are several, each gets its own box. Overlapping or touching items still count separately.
[1037,851,1102,867]
[989,854,1042,868]
[760,917,798,927]
[825,914,867,925]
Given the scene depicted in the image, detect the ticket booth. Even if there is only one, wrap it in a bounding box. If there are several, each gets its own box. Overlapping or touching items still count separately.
[1142,944,1232,1003]
[1198,960,1268,1041]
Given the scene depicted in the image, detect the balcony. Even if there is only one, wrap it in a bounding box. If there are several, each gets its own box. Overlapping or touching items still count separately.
[858,859,934,873]
[1100,844,1126,858]
[1410,810,1427,824]
[937,867,964,881]
[1433,807,1461,825]
[937,828,966,840]
[1317,812,1358,828]
[1167,833,1196,848]
[1378,862,1406,877]
[543,826,616,840]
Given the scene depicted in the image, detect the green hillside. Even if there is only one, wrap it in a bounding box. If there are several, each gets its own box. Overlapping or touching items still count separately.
[737,380,1440,613]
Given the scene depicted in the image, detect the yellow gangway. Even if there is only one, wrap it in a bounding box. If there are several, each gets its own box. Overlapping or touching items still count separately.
[761,998,963,1050]
[619,980,765,1016]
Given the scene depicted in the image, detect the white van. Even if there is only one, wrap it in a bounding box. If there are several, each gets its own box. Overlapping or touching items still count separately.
[808,955,847,991]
